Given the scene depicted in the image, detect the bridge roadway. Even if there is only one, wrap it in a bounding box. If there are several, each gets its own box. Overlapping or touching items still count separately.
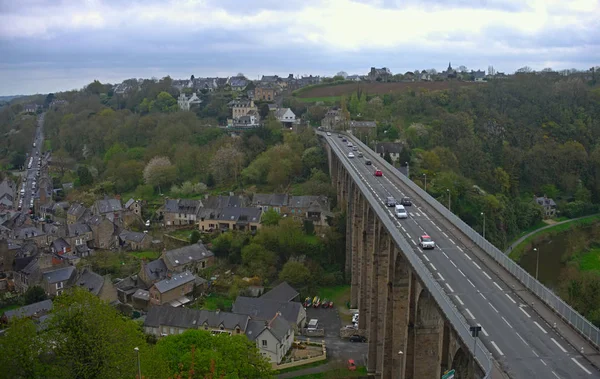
[326,133,599,378]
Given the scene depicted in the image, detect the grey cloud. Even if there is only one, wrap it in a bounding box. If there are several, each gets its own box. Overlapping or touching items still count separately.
[351,0,529,12]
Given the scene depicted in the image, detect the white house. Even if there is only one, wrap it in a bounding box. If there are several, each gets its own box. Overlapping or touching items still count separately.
[246,313,295,364]
[177,92,202,111]
[274,108,297,126]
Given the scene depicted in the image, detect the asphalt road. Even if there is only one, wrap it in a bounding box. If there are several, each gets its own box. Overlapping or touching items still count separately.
[20,113,45,212]
[327,133,599,379]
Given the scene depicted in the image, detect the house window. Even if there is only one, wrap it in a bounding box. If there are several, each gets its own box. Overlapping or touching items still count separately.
[201,261,206,269]
[57,290,63,296]
[236,327,241,334]
[56,282,63,290]
[262,340,267,347]
[220,326,224,330]
[170,327,175,335]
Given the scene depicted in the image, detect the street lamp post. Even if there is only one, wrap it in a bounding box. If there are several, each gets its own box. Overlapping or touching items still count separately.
[134,347,141,379]
[447,189,451,211]
[423,173,427,192]
[534,248,540,280]
[481,212,486,240]
[406,162,409,179]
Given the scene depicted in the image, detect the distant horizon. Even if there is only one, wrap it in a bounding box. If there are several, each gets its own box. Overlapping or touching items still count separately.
[1,64,598,97]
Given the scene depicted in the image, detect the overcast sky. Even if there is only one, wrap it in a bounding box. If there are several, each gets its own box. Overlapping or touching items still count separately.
[0,0,599,95]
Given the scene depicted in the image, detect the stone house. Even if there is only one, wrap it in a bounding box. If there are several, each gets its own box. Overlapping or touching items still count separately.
[246,314,294,364]
[232,296,306,332]
[87,215,116,249]
[177,92,202,111]
[274,108,297,127]
[161,199,201,226]
[251,193,289,214]
[534,196,557,218]
[375,142,404,163]
[149,271,196,306]
[93,198,123,224]
[228,76,248,91]
[197,207,262,232]
[119,230,152,251]
[139,258,168,287]
[124,198,142,217]
[254,85,277,101]
[229,99,257,120]
[67,203,87,225]
[41,266,76,296]
[50,238,71,255]
[321,108,348,130]
[228,114,260,129]
[162,242,215,273]
[75,268,117,302]
[368,67,392,82]
[287,196,331,226]
[13,226,48,248]
[65,223,93,251]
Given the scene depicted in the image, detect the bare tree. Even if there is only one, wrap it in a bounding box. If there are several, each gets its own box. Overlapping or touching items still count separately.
[516,66,533,73]
[458,65,468,73]
[210,144,245,185]
[143,156,177,194]
[336,71,348,78]
[488,65,496,76]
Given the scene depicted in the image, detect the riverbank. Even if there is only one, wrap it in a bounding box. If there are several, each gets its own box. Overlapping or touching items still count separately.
[508,213,600,262]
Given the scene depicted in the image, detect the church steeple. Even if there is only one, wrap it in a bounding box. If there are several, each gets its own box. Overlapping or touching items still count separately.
[448,62,453,71]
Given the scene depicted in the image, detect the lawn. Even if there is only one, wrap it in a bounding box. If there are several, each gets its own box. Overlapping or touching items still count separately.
[129,250,161,260]
[168,229,194,242]
[315,285,352,323]
[292,366,367,378]
[578,248,600,271]
[200,293,234,311]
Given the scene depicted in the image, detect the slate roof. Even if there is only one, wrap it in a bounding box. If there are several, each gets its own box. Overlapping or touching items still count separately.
[2,300,52,320]
[119,230,148,243]
[535,197,557,207]
[43,266,75,284]
[229,77,248,88]
[215,207,261,224]
[67,203,86,218]
[67,223,91,237]
[260,282,299,302]
[252,193,289,207]
[51,238,70,252]
[13,227,45,239]
[232,297,302,326]
[133,289,150,301]
[95,198,123,214]
[163,242,214,268]
[275,108,294,120]
[76,269,104,296]
[261,75,279,82]
[143,258,168,283]
[124,198,135,209]
[164,199,201,214]
[153,271,195,293]
[349,120,377,128]
[144,306,251,331]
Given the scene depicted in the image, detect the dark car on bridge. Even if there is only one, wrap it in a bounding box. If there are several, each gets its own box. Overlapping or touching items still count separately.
[365,159,372,165]
[401,197,412,206]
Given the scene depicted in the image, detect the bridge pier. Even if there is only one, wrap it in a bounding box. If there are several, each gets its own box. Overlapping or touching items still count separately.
[367,219,382,376]
[413,288,443,379]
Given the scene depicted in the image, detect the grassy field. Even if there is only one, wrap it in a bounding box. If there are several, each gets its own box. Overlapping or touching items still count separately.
[509,214,600,262]
[168,229,194,242]
[274,359,329,375]
[201,293,234,311]
[129,250,161,260]
[315,285,352,323]
[506,220,547,247]
[578,248,600,271]
[297,96,341,104]
[292,366,367,378]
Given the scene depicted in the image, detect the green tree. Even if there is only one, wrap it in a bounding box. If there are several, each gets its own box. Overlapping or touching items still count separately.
[155,330,272,379]
[279,259,312,287]
[190,230,201,244]
[261,209,281,226]
[23,285,47,305]
[77,166,94,186]
[154,91,178,113]
[241,243,278,279]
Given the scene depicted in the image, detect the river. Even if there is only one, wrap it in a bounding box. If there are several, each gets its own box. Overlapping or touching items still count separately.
[518,224,600,289]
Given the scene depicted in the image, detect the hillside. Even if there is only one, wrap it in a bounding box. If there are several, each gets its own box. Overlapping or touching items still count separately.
[295,81,483,99]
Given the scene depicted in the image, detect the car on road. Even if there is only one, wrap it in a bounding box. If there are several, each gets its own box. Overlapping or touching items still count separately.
[349,335,367,343]
[352,146,358,151]
[374,169,382,176]
[395,204,408,219]
[385,197,396,207]
[348,152,355,158]
[365,159,372,165]
[357,152,363,157]
[401,197,412,206]
[347,142,353,147]
[342,138,347,142]
[338,134,343,138]
[419,235,435,249]
[326,132,331,136]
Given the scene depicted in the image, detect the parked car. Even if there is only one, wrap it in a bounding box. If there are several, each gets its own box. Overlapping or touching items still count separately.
[145,220,151,227]
[419,235,436,249]
[365,160,372,165]
[374,169,382,176]
[349,335,367,343]
[401,197,412,206]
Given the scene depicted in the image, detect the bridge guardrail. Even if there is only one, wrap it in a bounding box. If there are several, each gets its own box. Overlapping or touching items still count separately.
[347,133,600,351]
[327,138,493,378]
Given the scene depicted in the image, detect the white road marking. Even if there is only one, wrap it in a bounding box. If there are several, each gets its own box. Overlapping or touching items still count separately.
[552,371,561,379]
[415,213,420,217]
[491,341,504,356]
[409,212,414,217]
[450,260,457,268]
[472,261,481,269]
[483,271,492,280]
[450,239,456,245]
[457,246,463,252]
[534,321,548,334]
[430,263,437,271]
[501,316,513,329]
[423,255,430,262]
[505,294,517,304]
[436,226,442,231]
[551,338,567,353]
[417,248,423,253]
[438,273,445,281]
[541,359,547,366]
[493,282,503,291]
[464,253,472,261]
[442,252,449,259]
[443,232,449,238]
[458,269,466,277]
[519,307,531,318]
[465,308,475,319]
[516,332,529,346]
[571,357,592,375]
[446,283,454,292]
[480,326,489,337]
[455,295,464,305]
[489,303,499,313]
[479,293,487,301]
[467,279,476,288]
[401,227,406,232]
[411,239,417,246]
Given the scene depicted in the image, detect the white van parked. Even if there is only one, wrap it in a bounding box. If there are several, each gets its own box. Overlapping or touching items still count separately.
[307,319,319,330]
[395,204,408,219]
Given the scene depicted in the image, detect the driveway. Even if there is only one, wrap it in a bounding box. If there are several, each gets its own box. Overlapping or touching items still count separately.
[300,306,368,367]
